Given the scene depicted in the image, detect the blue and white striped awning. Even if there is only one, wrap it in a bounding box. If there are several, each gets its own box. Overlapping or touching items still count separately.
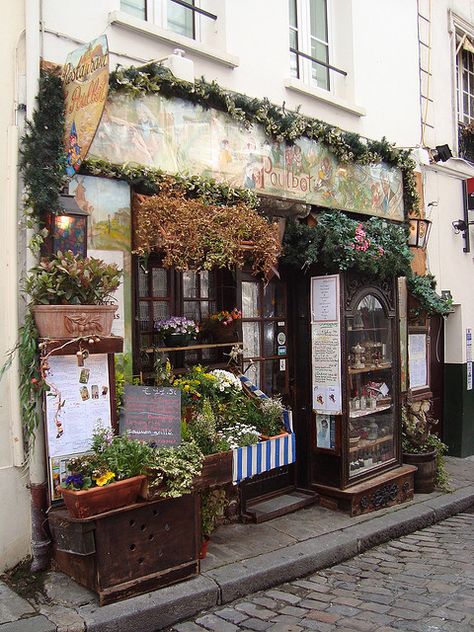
[232,432,296,484]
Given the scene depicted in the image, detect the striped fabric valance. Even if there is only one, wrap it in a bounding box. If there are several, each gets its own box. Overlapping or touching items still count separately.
[232,432,296,484]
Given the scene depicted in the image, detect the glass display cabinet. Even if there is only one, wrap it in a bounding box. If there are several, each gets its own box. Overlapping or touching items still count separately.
[311,273,415,516]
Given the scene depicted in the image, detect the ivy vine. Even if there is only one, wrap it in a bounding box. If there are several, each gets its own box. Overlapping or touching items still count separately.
[407,273,453,317]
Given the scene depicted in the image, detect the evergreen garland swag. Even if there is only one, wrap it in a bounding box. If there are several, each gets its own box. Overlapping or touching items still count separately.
[110,63,419,216]
[283,212,413,279]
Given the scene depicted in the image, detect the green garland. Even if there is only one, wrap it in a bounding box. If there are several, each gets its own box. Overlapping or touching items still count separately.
[19,71,67,222]
[110,63,419,215]
[82,157,259,209]
[407,273,453,317]
[282,212,412,279]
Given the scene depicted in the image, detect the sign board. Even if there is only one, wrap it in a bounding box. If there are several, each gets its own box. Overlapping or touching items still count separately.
[316,414,336,450]
[63,34,109,177]
[408,333,428,390]
[311,275,342,414]
[44,353,112,458]
[123,385,181,446]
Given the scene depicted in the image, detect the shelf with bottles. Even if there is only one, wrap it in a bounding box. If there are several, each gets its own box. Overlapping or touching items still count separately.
[349,363,392,376]
[349,441,395,475]
[349,402,392,419]
[348,434,394,454]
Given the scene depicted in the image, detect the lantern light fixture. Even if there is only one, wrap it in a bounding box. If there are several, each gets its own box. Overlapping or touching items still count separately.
[408,217,432,249]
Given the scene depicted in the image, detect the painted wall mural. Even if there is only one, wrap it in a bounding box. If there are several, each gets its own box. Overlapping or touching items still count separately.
[68,175,132,354]
[90,92,404,221]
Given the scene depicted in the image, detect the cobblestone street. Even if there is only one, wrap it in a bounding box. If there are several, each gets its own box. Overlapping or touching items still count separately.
[170,513,474,632]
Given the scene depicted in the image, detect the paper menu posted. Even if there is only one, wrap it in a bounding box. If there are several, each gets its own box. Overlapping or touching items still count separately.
[311,275,338,322]
[45,354,112,457]
[408,333,428,389]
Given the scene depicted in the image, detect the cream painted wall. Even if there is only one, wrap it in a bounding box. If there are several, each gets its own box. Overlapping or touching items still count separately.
[40,0,421,146]
[419,1,474,366]
[0,3,31,570]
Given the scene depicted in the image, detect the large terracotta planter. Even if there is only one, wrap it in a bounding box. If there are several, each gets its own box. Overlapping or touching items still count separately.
[32,304,117,338]
[61,475,146,519]
[403,450,437,493]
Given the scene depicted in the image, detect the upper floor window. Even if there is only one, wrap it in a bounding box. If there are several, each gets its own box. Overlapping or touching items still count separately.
[121,0,213,41]
[456,35,474,124]
[289,0,330,91]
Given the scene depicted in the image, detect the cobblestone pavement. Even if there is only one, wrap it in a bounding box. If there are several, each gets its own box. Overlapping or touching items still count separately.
[169,513,474,632]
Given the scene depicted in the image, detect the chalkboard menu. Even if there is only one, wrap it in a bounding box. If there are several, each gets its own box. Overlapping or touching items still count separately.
[123,386,181,446]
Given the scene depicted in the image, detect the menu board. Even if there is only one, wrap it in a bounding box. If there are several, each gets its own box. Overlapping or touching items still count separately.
[45,354,112,458]
[311,275,342,414]
[123,385,181,446]
[408,333,428,389]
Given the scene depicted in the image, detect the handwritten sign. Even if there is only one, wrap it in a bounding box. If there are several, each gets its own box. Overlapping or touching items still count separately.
[123,385,181,446]
[311,275,342,414]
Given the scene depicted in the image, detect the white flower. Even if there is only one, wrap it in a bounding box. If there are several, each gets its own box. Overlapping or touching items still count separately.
[210,369,242,392]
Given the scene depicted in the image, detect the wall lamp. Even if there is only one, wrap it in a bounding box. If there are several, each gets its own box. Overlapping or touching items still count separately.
[432,144,453,162]
[408,217,432,249]
[452,218,474,234]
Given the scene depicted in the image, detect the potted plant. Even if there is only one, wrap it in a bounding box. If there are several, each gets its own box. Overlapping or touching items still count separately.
[25,250,122,338]
[155,316,199,347]
[203,308,241,343]
[402,399,450,493]
[61,428,153,518]
[200,487,228,559]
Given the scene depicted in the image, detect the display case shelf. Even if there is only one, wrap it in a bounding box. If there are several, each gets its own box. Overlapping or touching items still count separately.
[349,363,392,375]
[143,342,243,353]
[349,403,392,419]
[349,434,394,454]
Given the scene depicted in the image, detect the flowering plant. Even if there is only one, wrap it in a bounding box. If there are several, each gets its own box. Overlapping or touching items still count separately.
[62,428,154,491]
[155,316,199,337]
[210,308,242,326]
[210,369,242,393]
[217,422,260,449]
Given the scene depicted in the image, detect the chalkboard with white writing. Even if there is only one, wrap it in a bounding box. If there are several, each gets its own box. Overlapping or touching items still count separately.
[123,385,181,446]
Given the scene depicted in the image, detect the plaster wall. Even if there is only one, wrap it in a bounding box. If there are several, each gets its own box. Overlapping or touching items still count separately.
[40,0,420,148]
[0,2,31,570]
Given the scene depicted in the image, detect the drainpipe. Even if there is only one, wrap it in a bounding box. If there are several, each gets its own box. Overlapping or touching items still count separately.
[25,0,50,572]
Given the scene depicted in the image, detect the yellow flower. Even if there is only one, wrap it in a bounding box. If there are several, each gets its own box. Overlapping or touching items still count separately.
[195,367,202,372]
[184,385,190,391]
[94,471,115,487]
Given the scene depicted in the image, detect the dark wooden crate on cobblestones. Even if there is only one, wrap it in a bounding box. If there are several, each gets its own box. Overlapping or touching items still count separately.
[315,464,417,516]
[49,493,200,605]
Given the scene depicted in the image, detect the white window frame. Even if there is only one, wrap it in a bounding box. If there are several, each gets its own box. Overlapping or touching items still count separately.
[289,0,332,92]
[456,30,474,125]
[121,0,201,41]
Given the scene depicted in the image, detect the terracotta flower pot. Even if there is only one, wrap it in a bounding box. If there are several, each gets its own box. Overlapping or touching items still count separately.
[199,537,210,560]
[213,321,238,343]
[61,475,146,519]
[403,450,437,493]
[32,304,117,338]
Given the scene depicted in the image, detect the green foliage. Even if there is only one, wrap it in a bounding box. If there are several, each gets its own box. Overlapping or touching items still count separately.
[19,71,68,222]
[259,397,286,437]
[147,440,203,498]
[82,157,259,209]
[402,400,451,493]
[200,487,228,539]
[24,251,122,305]
[93,428,154,480]
[283,213,412,278]
[187,399,229,456]
[407,273,453,317]
[109,63,419,215]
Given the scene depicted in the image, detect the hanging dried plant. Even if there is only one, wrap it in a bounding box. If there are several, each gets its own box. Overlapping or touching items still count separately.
[133,189,280,278]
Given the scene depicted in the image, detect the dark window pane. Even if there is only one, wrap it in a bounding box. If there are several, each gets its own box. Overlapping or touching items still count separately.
[309,0,328,43]
[263,359,286,396]
[138,267,148,298]
[152,268,168,297]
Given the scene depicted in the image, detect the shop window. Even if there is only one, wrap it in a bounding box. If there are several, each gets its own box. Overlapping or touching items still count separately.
[455,27,474,160]
[120,0,216,41]
[240,273,289,398]
[134,257,232,374]
[289,0,330,91]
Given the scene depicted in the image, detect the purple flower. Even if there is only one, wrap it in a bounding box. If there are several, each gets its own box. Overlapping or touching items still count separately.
[65,473,84,488]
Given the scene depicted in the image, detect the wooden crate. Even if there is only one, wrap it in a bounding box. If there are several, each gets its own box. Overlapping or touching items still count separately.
[193,451,233,490]
[49,493,200,605]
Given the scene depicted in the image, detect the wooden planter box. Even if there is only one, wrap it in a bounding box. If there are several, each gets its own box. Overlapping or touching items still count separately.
[48,493,200,605]
[61,476,146,519]
[193,451,233,490]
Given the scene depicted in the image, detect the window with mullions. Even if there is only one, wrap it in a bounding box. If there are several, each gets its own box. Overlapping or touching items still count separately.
[457,43,474,124]
[121,0,200,40]
[289,0,330,91]
[134,257,233,374]
[240,274,289,398]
